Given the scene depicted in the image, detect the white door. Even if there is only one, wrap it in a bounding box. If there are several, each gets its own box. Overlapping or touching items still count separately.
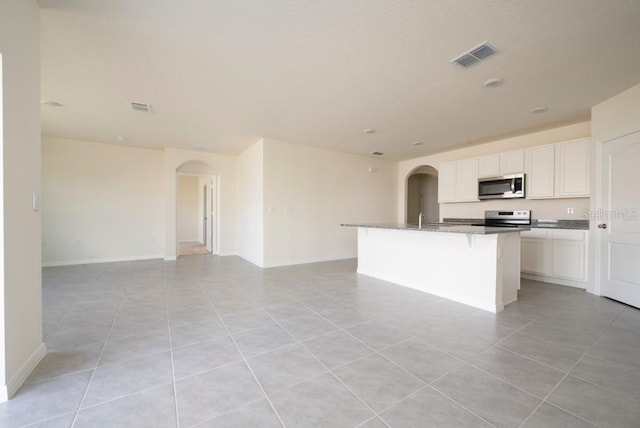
[599,132,640,308]
[202,185,208,247]
[207,178,216,253]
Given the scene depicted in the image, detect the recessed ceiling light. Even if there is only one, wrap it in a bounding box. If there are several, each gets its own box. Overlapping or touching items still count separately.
[116,136,129,142]
[371,151,384,156]
[483,78,503,88]
[363,129,376,134]
[41,100,63,107]
[411,141,423,146]
[531,106,548,113]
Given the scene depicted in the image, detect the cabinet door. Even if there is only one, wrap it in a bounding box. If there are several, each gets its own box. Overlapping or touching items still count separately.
[456,158,479,201]
[500,150,524,174]
[525,145,555,199]
[438,161,457,203]
[478,154,500,178]
[552,240,586,280]
[521,238,550,274]
[556,138,590,197]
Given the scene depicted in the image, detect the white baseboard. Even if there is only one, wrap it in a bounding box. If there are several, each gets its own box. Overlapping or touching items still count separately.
[217,251,238,257]
[178,239,202,243]
[521,273,587,289]
[42,255,164,267]
[261,254,356,269]
[163,256,177,262]
[1,342,47,401]
[358,268,501,313]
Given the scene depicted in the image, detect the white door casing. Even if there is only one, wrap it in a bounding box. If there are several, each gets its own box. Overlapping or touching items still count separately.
[207,178,217,253]
[598,132,640,308]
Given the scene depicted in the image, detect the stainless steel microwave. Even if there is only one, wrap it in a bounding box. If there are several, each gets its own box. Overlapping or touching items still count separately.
[478,173,525,200]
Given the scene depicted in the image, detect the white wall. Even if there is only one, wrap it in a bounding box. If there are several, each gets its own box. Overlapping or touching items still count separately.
[262,139,397,267]
[590,82,640,294]
[0,0,44,399]
[592,82,640,144]
[237,140,264,266]
[441,198,591,221]
[42,137,165,265]
[177,175,200,242]
[398,122,591,221]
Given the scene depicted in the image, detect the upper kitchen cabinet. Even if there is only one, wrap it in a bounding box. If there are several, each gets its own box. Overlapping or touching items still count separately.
[525,138,590,199]
[438,158,479,203]
[525,145,556,198]
[556,138,590,197]
[456,158,479,201]
[477,154,500,177]
[477,150,524,178]
[500,150,525,175]
[438,161,457,202]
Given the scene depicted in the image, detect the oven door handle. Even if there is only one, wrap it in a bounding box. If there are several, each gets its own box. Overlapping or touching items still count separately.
[511,179,515,194]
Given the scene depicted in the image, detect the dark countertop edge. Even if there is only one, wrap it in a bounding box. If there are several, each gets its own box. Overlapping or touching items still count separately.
[341,223,527,235]
[442,218,590,230]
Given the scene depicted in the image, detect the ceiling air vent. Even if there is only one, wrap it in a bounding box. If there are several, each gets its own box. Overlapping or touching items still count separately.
[130,101,152,113]
[451,42,498,68]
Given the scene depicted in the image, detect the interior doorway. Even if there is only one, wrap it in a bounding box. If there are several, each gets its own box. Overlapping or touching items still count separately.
[406,165,439,224]
[177,173,217,257]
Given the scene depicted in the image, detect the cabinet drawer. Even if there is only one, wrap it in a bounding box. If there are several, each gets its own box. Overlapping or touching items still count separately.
[551,230,586,241]
[521,229,549,239]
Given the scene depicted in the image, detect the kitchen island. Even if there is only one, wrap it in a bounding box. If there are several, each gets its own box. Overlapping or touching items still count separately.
[342,223,526,313]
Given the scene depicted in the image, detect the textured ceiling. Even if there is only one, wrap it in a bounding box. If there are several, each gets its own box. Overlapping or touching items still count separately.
[38,0,640,160]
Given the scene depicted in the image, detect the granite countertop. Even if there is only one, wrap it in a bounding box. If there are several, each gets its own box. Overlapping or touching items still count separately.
[341,223,529,235]
[443,218,590,230]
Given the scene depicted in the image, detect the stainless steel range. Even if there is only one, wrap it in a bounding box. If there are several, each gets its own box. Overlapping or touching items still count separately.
[473,210,531,227]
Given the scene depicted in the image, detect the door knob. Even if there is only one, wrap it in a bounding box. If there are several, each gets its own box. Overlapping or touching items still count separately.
[597,223,607,229]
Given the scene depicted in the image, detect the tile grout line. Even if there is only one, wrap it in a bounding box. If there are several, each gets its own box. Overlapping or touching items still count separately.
[239,282,499,427]
[376,383,499,428]
[40,260,637,428]
[419,316,557,426]
[516,303,627,428]
[312,281,529,428]
[236,276,502,426]
[162,275,182,428]
[258,307,385,426]
[41,293,84,342]
[68,280,129,428]
[359,309,540,426]
[227,275,394,424]
[197,278,288,428]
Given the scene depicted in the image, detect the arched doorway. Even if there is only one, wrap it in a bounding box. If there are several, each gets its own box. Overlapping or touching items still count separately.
[406,165,439,224]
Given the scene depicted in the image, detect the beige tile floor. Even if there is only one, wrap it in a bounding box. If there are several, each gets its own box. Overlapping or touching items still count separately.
[178,242,210,256]
[1,255,639,427]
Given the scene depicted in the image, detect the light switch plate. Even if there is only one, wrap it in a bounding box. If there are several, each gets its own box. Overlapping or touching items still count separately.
[32,192,40,212]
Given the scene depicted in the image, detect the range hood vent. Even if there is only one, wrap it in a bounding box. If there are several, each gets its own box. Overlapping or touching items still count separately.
[451,42,498,68]
[130,102,152,113]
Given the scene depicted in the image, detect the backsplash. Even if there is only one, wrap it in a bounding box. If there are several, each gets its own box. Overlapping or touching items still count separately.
[440,197,590,222]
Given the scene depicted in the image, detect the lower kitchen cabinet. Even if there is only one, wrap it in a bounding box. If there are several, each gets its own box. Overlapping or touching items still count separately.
[521,235,550,274]
[521,228,587,287]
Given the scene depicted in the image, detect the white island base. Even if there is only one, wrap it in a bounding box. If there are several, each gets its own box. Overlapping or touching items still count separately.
[356,227,521,313]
